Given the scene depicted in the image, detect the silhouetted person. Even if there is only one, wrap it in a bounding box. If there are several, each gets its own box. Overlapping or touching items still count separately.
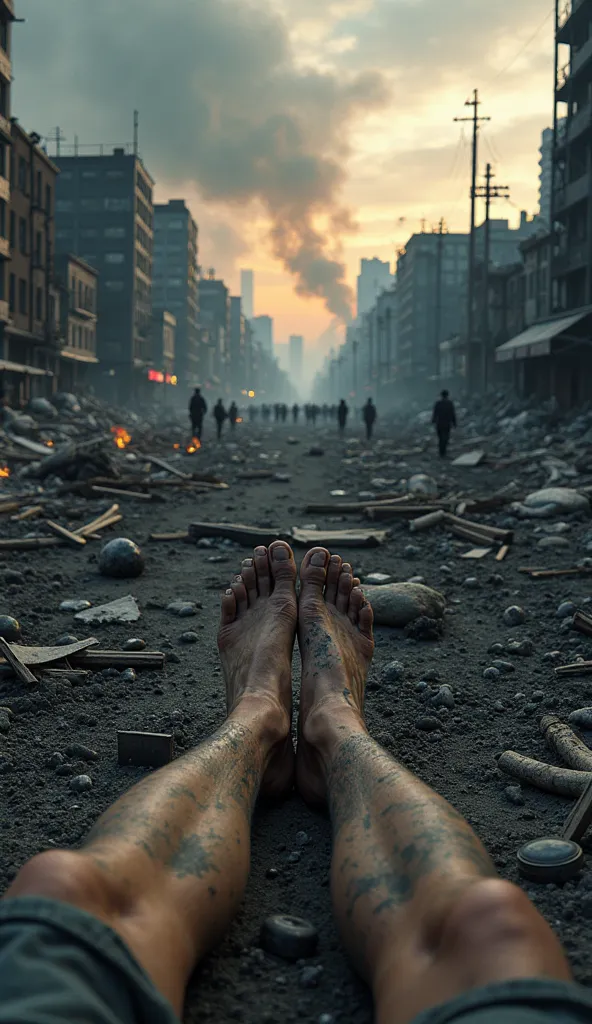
[229,401,239,432]
[304,404,312,425]
[322,404,329,421]
[337,399,349,437]
[363,398,377,441]
[432,389,457,458]
[262,404,271,423]
[292,403,300,424]
[189,387,207,440]
[281,404,288,424]
[214,399,227,441]
[311,404,319,426]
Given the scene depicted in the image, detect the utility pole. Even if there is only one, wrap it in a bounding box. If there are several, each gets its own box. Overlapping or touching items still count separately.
[434,217,447,381]
[474,163,510,391]
[454,89,490,392]
[47,127,65,158]
[133,110,139,156]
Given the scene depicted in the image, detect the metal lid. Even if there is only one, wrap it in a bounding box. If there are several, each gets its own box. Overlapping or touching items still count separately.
[517,838,584,883]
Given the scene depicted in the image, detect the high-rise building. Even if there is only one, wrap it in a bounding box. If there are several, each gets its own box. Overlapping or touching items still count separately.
[251,314,273,354]
[240,268,254,320]
[54,147,154,401]
[289,334,304,380]
[539,127,554,227]
[199,276,230,385]
[229,295,246,392]
[153,200,199,393]
[357,258,392,318]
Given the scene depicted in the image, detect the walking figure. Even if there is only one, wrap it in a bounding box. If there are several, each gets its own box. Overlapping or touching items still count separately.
[363,398,377,442]
[214,399,228,441]
[229,402,239,432]
[189,387,207,441]
[432,389,457,458]
[337,398,349,438]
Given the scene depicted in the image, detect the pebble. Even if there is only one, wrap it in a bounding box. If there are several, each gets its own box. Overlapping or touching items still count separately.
[266,868,279,880]
[537,536,570,550]
[505,786,525,806]
[491,660,515,674]
[494,701,506,713]
[416,716,441,732]
[101,668,120,679]
[415,681,429,693]
[299,966,324,989]
[59,599,92,612]
[179,631,199,644]
[197,538,214,548]
[2,570,24,585]
[506,639,535,657]
[69,774,92,793]
[167,601,198,617]
[47,752,65,768]
[123,638,146,652]
[360,583,445,628]
[464,578,479,589]
[65,743,98,762]
[295,831,310,846]
[319,1015,334,1024]
[0,616,21,642]
[483,667,501,681]
[557,601,577,619]
[503,606,526,626]
[404,545,420,558]
[568,708,592,729]
[120,668,137,684]
[489,643,505,656]
[382,661,406,683]
[430,685,455,710]
[54,634,79,646]
[543,651,562,663]
[287,851,301,864]
[99,538,145,579]
[56,763,77,776]
[407,575,425,585]
[363,572,392,585]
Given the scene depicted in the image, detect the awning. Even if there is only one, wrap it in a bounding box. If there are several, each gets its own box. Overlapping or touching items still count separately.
[495,312,589,363]
[0,359,53,377]
[61,349,99,365]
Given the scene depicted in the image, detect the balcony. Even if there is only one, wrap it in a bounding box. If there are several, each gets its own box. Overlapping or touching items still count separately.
[568,103,592,141]
[554,240,589,273]
[566,170,592,206]
[559,0,588,40]
[0,174,9,203]
[572,35,592,78]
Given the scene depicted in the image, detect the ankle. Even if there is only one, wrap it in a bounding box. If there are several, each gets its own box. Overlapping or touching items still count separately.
[302,698,366,762]
[230,692,290,749]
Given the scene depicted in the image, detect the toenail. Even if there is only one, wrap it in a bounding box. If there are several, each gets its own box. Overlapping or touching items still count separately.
[243,558,254,567]
[255,547,267,557]
[311,551,328,567]
[272,544,289,561]
[233,576,242,584]
[225,589,233,596]
[330,555,340,563]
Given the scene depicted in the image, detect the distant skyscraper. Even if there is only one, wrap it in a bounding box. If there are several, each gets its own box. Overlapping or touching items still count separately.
[357,258,392,318]
[241,269,254,320]
[251,315,273,354]
[289,335,304,380]
[538,125,563,228]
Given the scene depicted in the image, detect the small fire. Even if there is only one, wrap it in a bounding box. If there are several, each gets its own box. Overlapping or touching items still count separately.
[0,465,10,478]
[111,425,132,450]
[236,417,243,424]
[45,440,54,447]
[186,437,202,454]
[173,443,180,450]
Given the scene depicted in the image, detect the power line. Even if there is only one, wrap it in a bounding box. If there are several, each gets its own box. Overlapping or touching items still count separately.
[486,6,555,86]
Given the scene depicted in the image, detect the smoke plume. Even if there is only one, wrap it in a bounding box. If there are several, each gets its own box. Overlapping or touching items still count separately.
[14,0,389,320]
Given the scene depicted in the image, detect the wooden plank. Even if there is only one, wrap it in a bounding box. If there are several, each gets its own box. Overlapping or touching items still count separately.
[72,650,166,671]
[189,521,286,547]
[118,731,173,768]
[90,485,152,501]
[556,662,592,677]
[461,547,492,560]
[0,637,37,685]
[144,453,191,480]
[290,527,389,548]
[572,611,592,638]
[0,537,60,551]
[46,520,87,547]
[75,504,119,537]
[149,531,190,542]
[562,775,592,842]
[445,514,512,542]
[496,544,510,562]
[409,510,447,533]
[0,501,20,515]
[10,505,43,522]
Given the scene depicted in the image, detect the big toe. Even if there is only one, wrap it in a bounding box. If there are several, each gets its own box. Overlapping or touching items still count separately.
[299,547,330,598]
[269,540,297,590]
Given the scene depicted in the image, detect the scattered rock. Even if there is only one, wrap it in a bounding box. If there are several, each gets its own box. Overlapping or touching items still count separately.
[503,606,526,626]
[514,487,590,518]
[361,583,445,628]
[123,638,146,651]
[0,712,11,734]
[179,631,199,644]
[47,752,65,768]
[65,743,98,762]
[430,685,455,710]
[483,667,501,681]
[120,668,137,684]
[0,616,21,642]
[167,601,199,617]
[489,643,505,656]
[506,639,535,657]
[404,545,420,558]
[416,716,441,732]
[382,661,406,683]
[75,596,141,625]
[408,474,438,497]
[538,536,570,550]
[59,599,92,613]
[364,572,392,585]
[69,774,92,793]
[99,538,145,579]
[405,616,444,641]
[491,660,515,674]
[54,634,79,646]
[568,708,592,729]
[543,650,562,663]
[464,578,479,589]
[299,966,324,989]
[505,785,525,806]
[557,601,577,619]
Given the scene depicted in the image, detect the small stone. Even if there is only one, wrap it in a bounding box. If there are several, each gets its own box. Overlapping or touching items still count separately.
[59,599,92,612]
[537,536,570,550]
[543,650,562,663]
[382,661,406,683]
[404,545,420,558]
[491,660,515,674]
[2,570,24,585]
[197,537,214,548]
[99,538,145,579]
[65,743,98,762]
[47,752,65,768]
[123,638,146,652]
[364,572,392,585]
[0,615,21,642]
[179,631,199,644]
[101,667,120,679]
[69,774,92,793]
[416,716,441,732]
[295,831,310,846]
[507,639,535,657]
[439,564,453,575]
[0,712,10,734]
[489,643,505,656]
[494,701,506,712]
[120,668,137,684]
[361,583,445,628]
[54,634,79,646]
[56,763,77,776]
[464,577,479,589]
[405,616,444,641]
[167,601,198,617]
[266,868,279,880]
[503,606,526,626]
[430,685,455,710]
[319,1015,334,1024]
[505,785,525,806]
[483,667,501,681]
[557,601,577,619]
[287,851,301,864]
[569,708,592,730]
[299,966,324,989]
[415,681,429,692]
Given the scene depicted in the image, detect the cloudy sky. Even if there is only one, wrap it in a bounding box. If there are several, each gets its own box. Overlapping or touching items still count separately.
[12,0,554,358]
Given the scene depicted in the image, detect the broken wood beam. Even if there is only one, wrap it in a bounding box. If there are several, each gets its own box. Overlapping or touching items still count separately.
[71,650,166,671]
[409,509,447,533]
[189,521,286,547]
[10,505,43,522]
[118,730,174,768]
[561,776,592,843]
[0,501,21,515]
[304,497,411,515]
[448,523,499,547]
[144,453,191,480]
[540,715,592,772]
[90,485,152,501]
[573,610,592,638]
[46,520,87,547]
[496,544,510,562]
[0,537,60,551]
[149,531,191,542]
[444,514,513,543]
[75,504,120,537]
[497,750,591,797]
[555,661,592,677]
[366,505,445,521]
[519,567,592,579]
[0,637,37,685]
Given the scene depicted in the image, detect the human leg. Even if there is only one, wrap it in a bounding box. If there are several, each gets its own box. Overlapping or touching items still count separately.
[6,541,298,1016]
[438,427,449,457]
[296,549,571,1024]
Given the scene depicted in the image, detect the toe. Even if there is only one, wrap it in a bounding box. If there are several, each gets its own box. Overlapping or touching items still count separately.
[325,554,342,604]
[254,546,271,597]
[359,599,374,639]
[299,547,330,594]
[231,576,249,615]
[269,540,297,590]
[221,589,237,626]
[348,586,365,625]
[336,567,354,613]
[241,558,258,604]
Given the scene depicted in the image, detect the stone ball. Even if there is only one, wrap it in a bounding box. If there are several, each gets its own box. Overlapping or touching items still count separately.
[99,538,145,579]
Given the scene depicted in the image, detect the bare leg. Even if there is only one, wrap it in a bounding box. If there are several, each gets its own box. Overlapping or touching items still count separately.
[297,548,571,1024]
[5,541,298,1016]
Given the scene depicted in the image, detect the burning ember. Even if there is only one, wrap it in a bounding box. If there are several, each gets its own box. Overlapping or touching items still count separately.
[0,466,10,478]
[111,426,132,450]
[186,438,202,454]
[236,417,243,424]
[45,440,54,447]
[173,443,180,450]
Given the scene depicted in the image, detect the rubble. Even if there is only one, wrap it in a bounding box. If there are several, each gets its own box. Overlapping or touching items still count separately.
[361,582,445,628]
[74,596,141,625]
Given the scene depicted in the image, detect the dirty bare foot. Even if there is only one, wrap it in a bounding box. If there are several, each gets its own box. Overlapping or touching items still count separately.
[296,548,374,804]
[218,540,297,797]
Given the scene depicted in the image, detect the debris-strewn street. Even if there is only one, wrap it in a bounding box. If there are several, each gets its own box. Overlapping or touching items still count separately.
[3,396,592,1020]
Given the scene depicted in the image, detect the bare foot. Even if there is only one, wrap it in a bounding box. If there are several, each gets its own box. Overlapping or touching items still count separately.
[218,541,297,796]
[296,548,374,804]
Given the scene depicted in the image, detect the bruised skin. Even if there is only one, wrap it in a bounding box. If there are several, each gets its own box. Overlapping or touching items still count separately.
[296,548,375,804]
[218,540,298,797]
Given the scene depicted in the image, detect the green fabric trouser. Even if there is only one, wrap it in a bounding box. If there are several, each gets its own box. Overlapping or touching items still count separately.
[1,897,592,1024]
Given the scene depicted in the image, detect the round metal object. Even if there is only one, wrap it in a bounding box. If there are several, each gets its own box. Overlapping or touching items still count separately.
[0,615,21,642]
[99,538,144,579]
[260,914,319,961]
[517,838,584,883]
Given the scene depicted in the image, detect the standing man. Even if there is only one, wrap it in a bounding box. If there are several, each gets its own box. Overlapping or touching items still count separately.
[292,403,300,424]
[189,387,207,441]
[229,401,239,432]
[337,398,349,437]
[363,397,377,442]
[213,398,228,441]
[432,389,457,458]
